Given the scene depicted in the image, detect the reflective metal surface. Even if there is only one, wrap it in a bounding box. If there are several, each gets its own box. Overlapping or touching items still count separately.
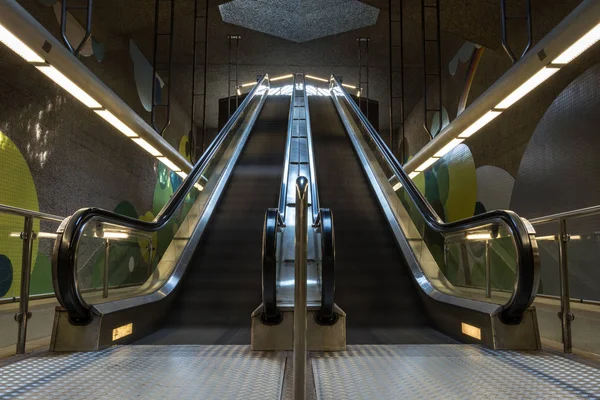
[50,77,270,350]
[329,75,539,325]
[328,78,540,348]
[312,345,600,399]
[0,345,286,399]
[294,176,309,400]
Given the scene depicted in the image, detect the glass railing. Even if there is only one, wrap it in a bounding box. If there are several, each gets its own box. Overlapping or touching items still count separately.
[528,206,600,355]
[329,75,539,324]
[53,75,270,324]
[0,204,64,354]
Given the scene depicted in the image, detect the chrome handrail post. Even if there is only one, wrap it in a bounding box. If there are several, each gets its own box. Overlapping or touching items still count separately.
[558,218,573,353]
[103,239,110,298]
[294,176,309,400]
[16,216,34,354]
[485,240,492,298]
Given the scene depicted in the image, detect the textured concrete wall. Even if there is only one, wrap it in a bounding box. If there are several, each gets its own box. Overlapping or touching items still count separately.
[202,0,392,140]
[401,0,586,167]
[1,1,160,217]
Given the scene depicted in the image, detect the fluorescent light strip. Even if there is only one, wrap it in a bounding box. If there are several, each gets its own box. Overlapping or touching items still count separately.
[158,157,181,172]
[132,138,162,157]
[176,171,188,179]
[535,235,557,241]
[94,110,138,137]
[342,83,357,89]
[392,182,402,191]
[0,24,44,62]
[554,23,600,64]
[270,74,293,82]
[241,81,257,87]
[306,75,328,83]
[495,67,559,110]
[408,171,420,179]
[194,183,204,191]
[434,138,464,158]
[416,157,439,172]
[458,111,501,138]
[36,65,102,108]
[466,233,492,240]
[37,232,58,239]
[236,88,241,96]
[95,231,129,239]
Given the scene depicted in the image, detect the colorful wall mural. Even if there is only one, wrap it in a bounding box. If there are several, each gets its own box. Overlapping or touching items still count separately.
[0,126,192,300]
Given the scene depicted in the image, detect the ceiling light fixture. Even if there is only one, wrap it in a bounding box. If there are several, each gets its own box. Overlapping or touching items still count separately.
[553,22,600,64]
[270,74,293,82]
[158,157,181,172]
[36,65,101,108]
[132,138,162,157]
[0,23,44,62]
[94,110,138,137]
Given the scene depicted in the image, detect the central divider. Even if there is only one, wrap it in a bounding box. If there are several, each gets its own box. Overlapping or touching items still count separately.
[294,176,309,400]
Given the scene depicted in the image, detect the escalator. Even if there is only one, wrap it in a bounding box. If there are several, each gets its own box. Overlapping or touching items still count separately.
[310,96,453,344]
[137,97,289,345]
[50,74,539,352]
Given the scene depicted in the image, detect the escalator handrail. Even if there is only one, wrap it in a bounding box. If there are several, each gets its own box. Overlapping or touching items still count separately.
[329,75,539,324]
[303,74,320,223]
[316,208,336,325]
[261,208,282,324]
[277,75,297,221]
[53,74,271,324]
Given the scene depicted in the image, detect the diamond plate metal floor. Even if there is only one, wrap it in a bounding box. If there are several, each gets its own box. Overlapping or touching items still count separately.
[0,346,285,399]
[312,345,600,399]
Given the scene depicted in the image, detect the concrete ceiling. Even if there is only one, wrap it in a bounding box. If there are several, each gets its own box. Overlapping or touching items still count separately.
[31,0,583,82]
[218,0,380,43]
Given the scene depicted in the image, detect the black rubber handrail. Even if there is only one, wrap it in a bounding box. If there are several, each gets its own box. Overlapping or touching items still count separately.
[261,208,282,324]
[330,75,539,324]
[53,74,270,324]
[316,208,337,325]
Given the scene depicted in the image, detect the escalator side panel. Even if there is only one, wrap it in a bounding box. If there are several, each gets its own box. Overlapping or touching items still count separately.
[310,96,454,345]
[137,96,290,345]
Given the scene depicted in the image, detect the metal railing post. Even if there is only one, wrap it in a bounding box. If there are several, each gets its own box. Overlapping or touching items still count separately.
[485,240,492,298]
[294,176,309,400]
[103,239,110,298]
[558,218,573,353]
[15,216,34,354]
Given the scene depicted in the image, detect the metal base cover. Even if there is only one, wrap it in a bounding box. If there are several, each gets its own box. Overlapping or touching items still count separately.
[0,345,285,399]
[312,345,600,399]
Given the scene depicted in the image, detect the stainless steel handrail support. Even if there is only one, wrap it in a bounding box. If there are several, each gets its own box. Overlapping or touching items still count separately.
[15,217,34,355]
[293,176,309,400]
[558,219,573,353]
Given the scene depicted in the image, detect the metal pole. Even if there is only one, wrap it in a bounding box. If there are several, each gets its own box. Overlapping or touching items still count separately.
[294,176,309,400]
[366,38,370,119]
[558,219,573,353]
[190,0,198,160]
[15,216,34,355]
[103,239,110,298]
[235,37,239,110]
[485,240,491,298]
[388,0,393,151]
[227,35,231,118]
[201,0,209,154]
